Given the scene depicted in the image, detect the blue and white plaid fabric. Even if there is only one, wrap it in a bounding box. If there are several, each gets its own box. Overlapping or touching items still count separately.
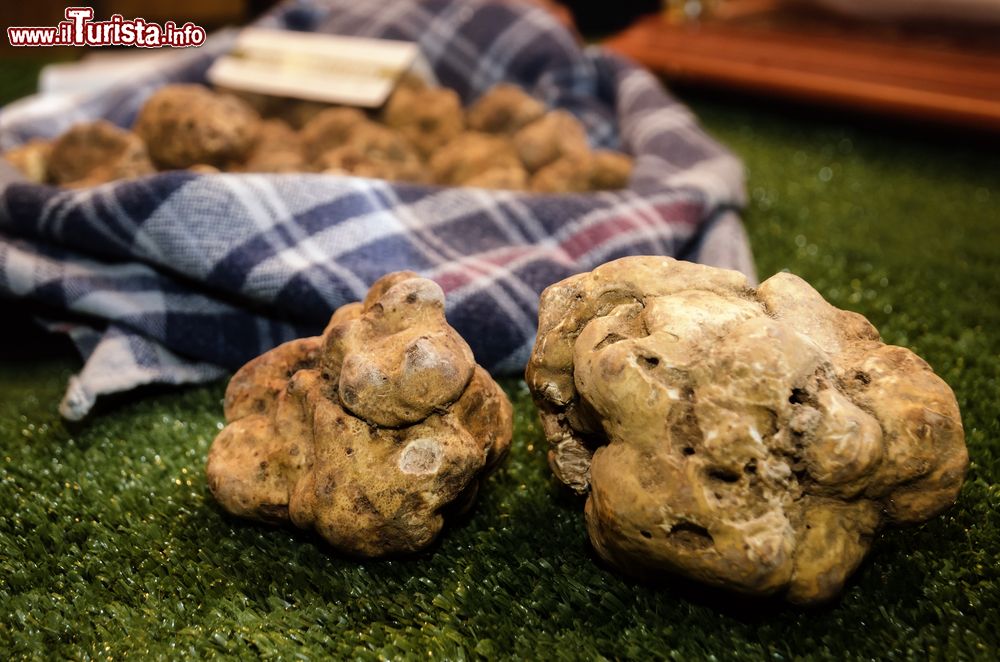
[0,0,753,419]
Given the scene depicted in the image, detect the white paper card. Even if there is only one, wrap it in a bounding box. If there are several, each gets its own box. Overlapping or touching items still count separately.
[207,28,420,107]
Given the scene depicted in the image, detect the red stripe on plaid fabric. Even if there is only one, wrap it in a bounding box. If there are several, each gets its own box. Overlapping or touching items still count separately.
[559,215,641,261]
[558,199,702,261]
[432,245,538,293]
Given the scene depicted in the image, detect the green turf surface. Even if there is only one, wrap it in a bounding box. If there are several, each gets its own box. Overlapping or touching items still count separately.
[2,71,999,659]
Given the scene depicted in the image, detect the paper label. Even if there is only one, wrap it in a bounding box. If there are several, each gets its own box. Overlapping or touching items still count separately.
[207,28,420,107]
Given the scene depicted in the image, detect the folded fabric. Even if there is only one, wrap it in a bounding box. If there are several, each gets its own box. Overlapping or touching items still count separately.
[0,0,752,419]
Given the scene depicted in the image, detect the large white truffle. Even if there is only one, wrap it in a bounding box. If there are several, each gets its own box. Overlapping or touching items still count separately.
[208,272,513,557]
[526,256,968,603]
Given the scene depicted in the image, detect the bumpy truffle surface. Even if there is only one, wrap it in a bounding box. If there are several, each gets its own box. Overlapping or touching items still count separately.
[207,272,513,557]
[382,85,464,158]
[466,84,546,134]
[526,256,968,603]
[134,84,260,169]
[47,121,154,187]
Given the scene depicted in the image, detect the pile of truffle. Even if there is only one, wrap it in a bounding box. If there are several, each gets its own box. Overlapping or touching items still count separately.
[2,79,633,192]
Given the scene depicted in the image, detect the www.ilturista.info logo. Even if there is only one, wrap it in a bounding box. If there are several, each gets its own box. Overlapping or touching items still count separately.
[7,7,207,48]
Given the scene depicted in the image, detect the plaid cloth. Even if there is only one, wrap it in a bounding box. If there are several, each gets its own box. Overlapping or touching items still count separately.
[0,0,753,419]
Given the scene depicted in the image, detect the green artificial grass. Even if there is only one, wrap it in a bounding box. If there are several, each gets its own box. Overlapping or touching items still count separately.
[2,71,999,659]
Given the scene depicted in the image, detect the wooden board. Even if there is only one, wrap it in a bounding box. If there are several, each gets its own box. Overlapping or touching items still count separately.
[603,4,1000,131]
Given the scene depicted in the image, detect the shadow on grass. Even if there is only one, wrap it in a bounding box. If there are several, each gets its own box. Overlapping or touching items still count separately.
[193,479,499,575]
[577,518,941,627]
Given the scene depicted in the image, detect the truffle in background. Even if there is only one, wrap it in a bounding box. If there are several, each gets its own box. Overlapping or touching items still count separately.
[2,81,634,193]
